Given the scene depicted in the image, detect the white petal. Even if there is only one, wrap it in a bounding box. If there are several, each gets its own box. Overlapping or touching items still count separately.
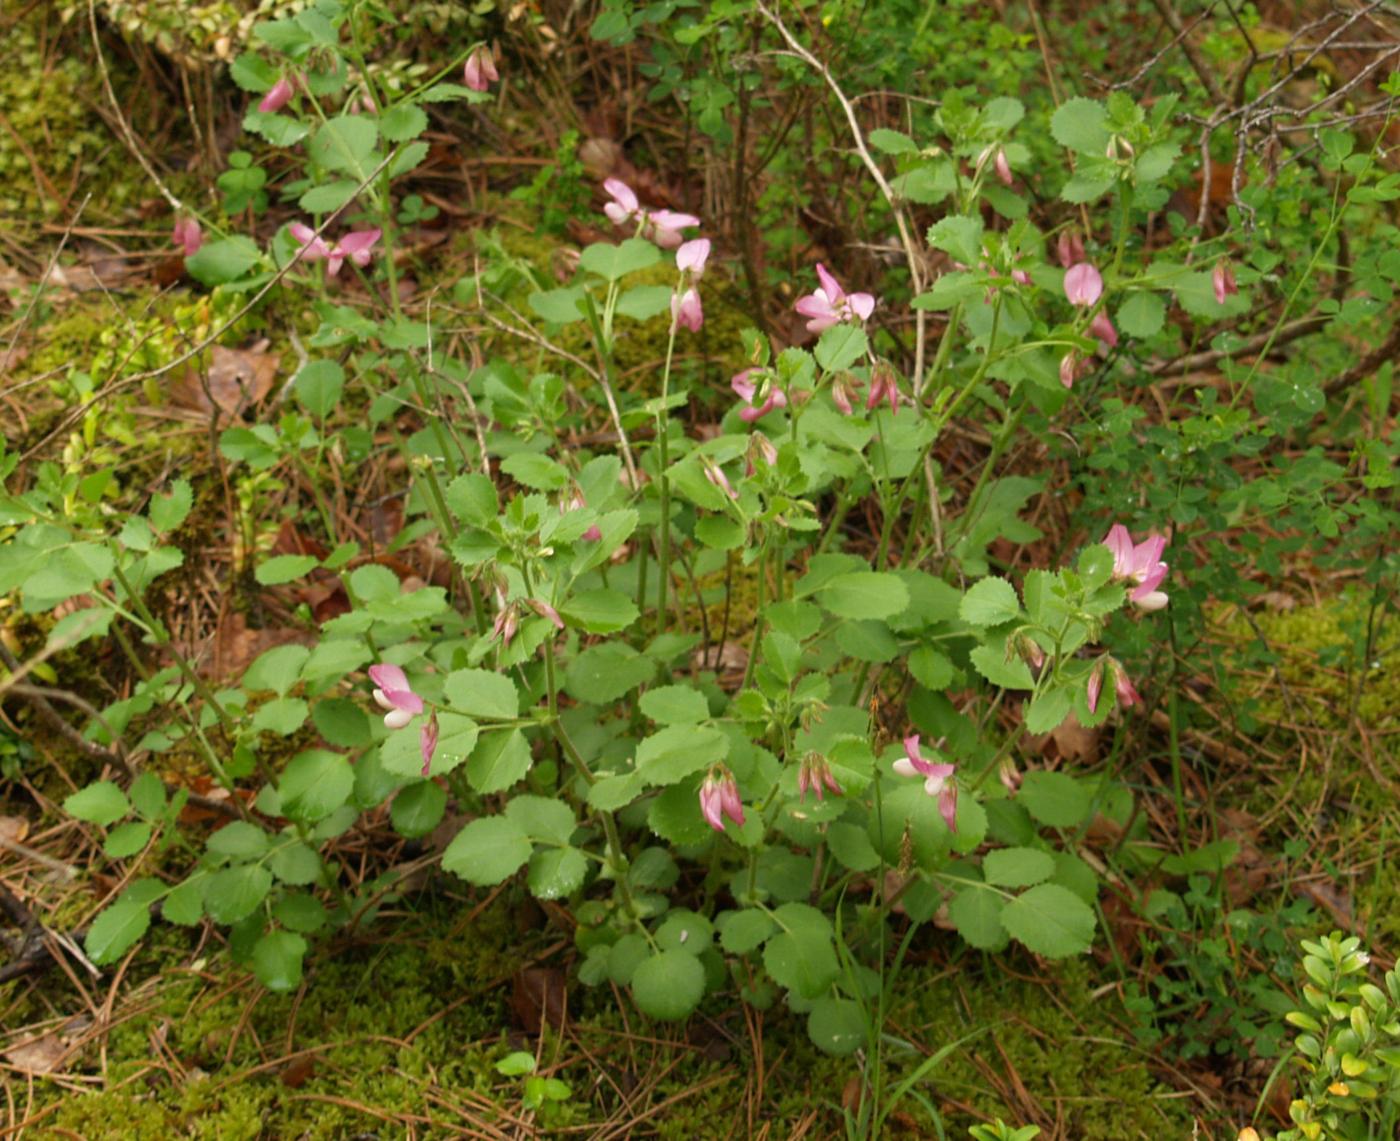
[892,758,918,778]
[383,708,413,730]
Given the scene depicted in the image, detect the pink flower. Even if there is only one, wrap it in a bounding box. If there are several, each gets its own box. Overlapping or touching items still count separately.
[463,45,499,92]
[731,369,787,423]
[527,598,565,630]
[369,663,424,730]
[492,587,519,646]
[289,221,333,264]
[327,228,381,277]
[1011,268,1032,286]
[831,374,861,415]
[646,209,700,249]
[1063,263,1103,307]
[420,714,439,776]
[794,263,876,333]
[797,754,843,803]
[1103,524,1169,610]
[600,180,698,247]
[258,75,297,114]
[699,768,745,832]
[745,432,778,476]
[865,364,899,415]
[1087,660,1104,715]
[671,287,703,332]
[1112,659,1142,708]
[603,178,640,227]
[702,458,739,501]
[675,238,711,276]
[1090,309,1118,349]
[172,217,202,258]
[979,146,1013,187]
[1059,351,1081,389]
[891,734,958,832]
[1056,231,1086,269]
[1213,261,1238,305]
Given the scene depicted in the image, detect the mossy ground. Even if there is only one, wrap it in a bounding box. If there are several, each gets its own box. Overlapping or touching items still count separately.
[5,885,1191,1139]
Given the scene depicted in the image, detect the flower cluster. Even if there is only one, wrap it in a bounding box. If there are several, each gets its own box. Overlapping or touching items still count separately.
[368,663,438,775]
[464,45,499,92]
[1104,524,1169,611]
[699,768,745,833]
[795,263,876,333]
[891,735,958,833]
[289,224,382,277]
[602,179,699,250]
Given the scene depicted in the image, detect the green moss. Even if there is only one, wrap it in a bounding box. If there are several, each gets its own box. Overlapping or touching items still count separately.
[12,895,1189,1140]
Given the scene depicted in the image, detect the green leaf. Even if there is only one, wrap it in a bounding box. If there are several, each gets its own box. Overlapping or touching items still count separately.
[636,725,729,785]
[273,892,329,934]
[1000,883,1096,957]
[390,780,446,838]
[129,773,166,820]
[500,452,568,491]
[65,781,130,827]
[207,821,271,860]
[441,816,532,886]
[559,589,639,633]
[816,572,910,620]
[269,840,322,886]
[764,932,839,999]
[243,644,311,696]
[694,515,745,550]
[638,685,709,726]
[382,713,477,778]
[252,697,309,736]
[254,555,321,585]
[251,930,307,993]
[719,908,777,954]
[379,103,427,142]
[298,180,361,213]
[814,325,868,372]
[185,236,261,287]
[388,141,429,179]
[655,910,713,955]
[442,668,519,720]
[969,642,1034,690]
[528,286,588,325]
[630,951,705,1021]
[615,284,674,321]
[1051,97,1110,154]
[527,848,588,900]
[85,898,151,964]
[163,875,208,926]
[309,115,379,176]
[869,128,917,154]
[960,576,1020,626]
[1023,687,1072,734]
[983,847,1056,888]
[926,214,985,267]
[204,864,273,924]
[312,698,371,747]
[826,822,880,872]
[948,885,1009,950]
[103,821,153,859]
[565,644,655,703]
[279,750,354,824]
[293,359,345,419]
[466,728,532,794]
[578,238,660,281]
[505,796,576,845]
[807,998,865,1056]
[1018,771,1093,828]
[1117,291,1166,339]
[148,480,192,533]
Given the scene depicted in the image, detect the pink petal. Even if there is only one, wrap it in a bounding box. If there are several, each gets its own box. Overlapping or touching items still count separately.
[1103,525,1134,575]
[336,228,381,258]
[603,178,637,215]
[1063,263,1103,307]
[1090,310,1118,348]
[699,782,725,832]
[848,292,876,322]
[258,76,294,114]
[1057,231,1085,270]
[1087,664,1104,715]
[994,149,1013,187]
[814,263,844,304]
[369,663,410,693]
[676,238,710,275]
[730,369,758,402]
[938,784,958,833]
[1059,352,1078,389]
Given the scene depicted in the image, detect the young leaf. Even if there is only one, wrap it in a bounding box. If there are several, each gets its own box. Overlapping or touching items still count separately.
[251,930,308,993]
[390,780,447,838]
[806,998,865,1056]
[85,898,151,965]
[441,817,532,886]
[982,847,1056,888]
[65,781,130,827]
[1000,883,1096,958]
[630,951,705,1021]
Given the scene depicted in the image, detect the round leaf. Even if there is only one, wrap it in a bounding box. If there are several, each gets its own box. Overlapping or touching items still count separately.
[807,998,866,1056]
[630,951,705,1021]
[390,780,446,838]
[441,817,531,886]
[1000,883,1096,958]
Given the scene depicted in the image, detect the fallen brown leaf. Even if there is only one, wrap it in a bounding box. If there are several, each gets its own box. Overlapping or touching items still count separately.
[4,1033,68,1074]
[0,816,30,846]
[171,343,279,419]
